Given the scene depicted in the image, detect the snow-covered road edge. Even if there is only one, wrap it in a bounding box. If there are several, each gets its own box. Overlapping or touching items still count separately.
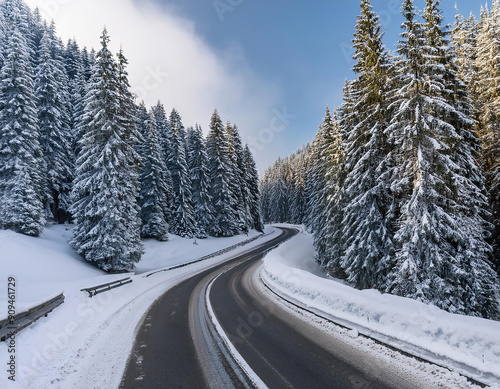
[206,274,268,389]
[142,230,268,277]
[259,227,500,388]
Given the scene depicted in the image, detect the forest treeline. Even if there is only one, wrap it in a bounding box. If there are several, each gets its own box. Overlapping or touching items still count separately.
[0,0,263,271]
[261,0,500,318]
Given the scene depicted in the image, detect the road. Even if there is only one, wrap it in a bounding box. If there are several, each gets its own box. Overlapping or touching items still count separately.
[120,228,433,389]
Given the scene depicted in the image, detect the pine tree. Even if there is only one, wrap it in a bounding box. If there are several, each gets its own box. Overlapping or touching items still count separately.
[81,46,94,81]
[30,6,45,56]
[136,104,171,241]
[169,117,197,238]
[35,31,73,223]
[452,9,478,90]
[152,103,171,165]
[227,123,248,232]
[206,110,239,236]
[242,144,264,231]
[69,53,87,160]
[162,107,196,238]
[0,24,45,236]
[64,38,82,80]
[317,108,347,278]
[339,0,394,289]
[0,0,36,66]
[187,125,214,238]
[386,0,499,317]
[475,1,500,271]
[169,108,186,146]
[70,29,143,272]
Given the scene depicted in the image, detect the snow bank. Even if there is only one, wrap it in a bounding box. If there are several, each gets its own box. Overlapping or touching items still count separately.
[261,229,500,384]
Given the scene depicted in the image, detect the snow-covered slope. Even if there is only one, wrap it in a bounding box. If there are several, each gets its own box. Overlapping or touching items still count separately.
[0,224,276,388]
[260,226,500,388]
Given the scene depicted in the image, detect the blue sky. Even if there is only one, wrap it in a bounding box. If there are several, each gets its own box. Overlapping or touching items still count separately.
[153,0,484,169]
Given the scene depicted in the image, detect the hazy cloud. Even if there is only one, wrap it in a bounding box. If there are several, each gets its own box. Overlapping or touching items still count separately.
[25,0,281,167]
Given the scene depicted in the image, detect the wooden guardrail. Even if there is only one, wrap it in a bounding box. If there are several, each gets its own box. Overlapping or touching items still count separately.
[0,293,65,342]
[80,277,132,297]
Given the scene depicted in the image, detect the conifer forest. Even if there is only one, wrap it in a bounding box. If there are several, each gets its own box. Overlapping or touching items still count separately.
[262,0,500,319]
[1,0,500,322]
[0,0,263,272]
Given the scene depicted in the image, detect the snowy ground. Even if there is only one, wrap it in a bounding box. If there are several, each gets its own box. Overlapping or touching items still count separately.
[260,225,500,388]
[0,224,277,388]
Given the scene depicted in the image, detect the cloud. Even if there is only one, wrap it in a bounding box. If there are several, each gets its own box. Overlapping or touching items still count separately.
[24,0,281,162]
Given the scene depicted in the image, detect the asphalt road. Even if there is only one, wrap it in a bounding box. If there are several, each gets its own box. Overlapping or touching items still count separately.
[120,228,431,389]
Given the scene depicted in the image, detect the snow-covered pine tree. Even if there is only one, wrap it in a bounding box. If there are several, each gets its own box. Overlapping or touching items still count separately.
[80,46,93,82]
[35,31,73,223]
[187,124,214,238]
[115,46,144,250]
[169,108,186,146]
[242,144,264,232]
[227,123,249,232]
[0,23,45,236]
[136,103,171,241]
[152,103,171,165]
[70,29,143,271]
[0,9,5,69]
[427,0,499,317]
[0,0,36,66]
[475,1,500,271]
[168,117,197,238]
[339,0,394,290]
[306,108,342,271]
[69,51,87,161]
[316,107,347,278]
[451,9,478,93]
[206,110,239,236]
[386,0,499,317]
[64,38,82,80]
[304,136,326,236]
[29,6,45,56]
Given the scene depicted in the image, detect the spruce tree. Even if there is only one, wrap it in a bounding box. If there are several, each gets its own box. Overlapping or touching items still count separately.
[318,107,347,278]
[136,104,171,241]
[206,110,239,236]
[64,38,82,80]
[386,0,499,316]
[70,29,143,271]
[227,123,248,232]
[187,125,214,238]
[151,103,172,165]
[35,31,73,223]
[161,107,196,238]
[340,0,394,289]
[169,108,186,146]
[169,117,197,238]
[81,46,93,81]
[0,24,45,236]
[242,144,264,232]
[475,2,500,270]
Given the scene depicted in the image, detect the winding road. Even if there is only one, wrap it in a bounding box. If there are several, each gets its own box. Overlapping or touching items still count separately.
[120,228,437,389]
